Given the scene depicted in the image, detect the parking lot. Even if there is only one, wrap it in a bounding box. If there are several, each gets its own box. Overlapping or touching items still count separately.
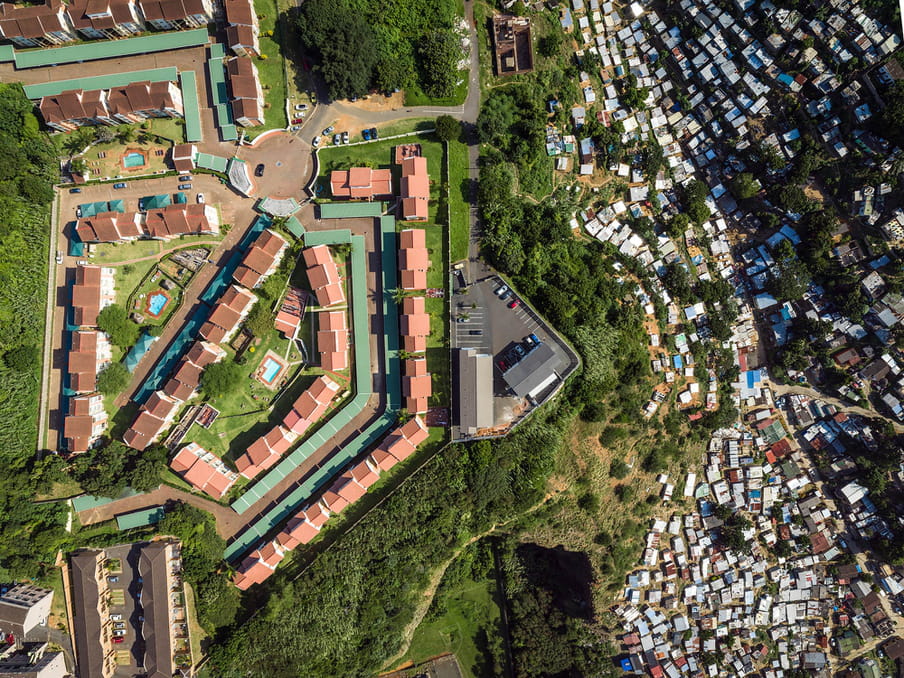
[452,273,577,433]
[104,543,145,675]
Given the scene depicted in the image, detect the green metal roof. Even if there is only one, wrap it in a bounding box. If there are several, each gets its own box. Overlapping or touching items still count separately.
[140,193,171,210]
[123,331,157,373]
[71,488,141,513]
[195,153,229,173]
[23,67,178,100]
[207,48,236,140]
[13,29,208,69]
[225,222,405,562]
[318,202,384,219]
[107,199,125,213]
[178,70,202,143]
[284,215,304,239]
[304,229,351,246]
[116,506,164,531]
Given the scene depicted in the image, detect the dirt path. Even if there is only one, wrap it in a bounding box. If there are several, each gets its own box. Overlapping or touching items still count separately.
[770,382,904,433]
[380,495,554,672]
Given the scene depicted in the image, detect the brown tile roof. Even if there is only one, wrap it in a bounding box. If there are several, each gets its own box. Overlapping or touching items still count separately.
[223,0,254,25]
[329,167,393,199]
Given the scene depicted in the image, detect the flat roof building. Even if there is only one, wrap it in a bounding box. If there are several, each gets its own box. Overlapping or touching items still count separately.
[501,343,564,399]
[0,585,53,640]
[455,348,493,437]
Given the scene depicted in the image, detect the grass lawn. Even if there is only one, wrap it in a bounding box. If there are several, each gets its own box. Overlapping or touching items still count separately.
[147,117,186,144]
[113,258,157,301]
[183,582,208,669]
[373,118,436,138]
[404,77,468,107]
[250,0,288,134]
[92,238,165,265]
[402,573,501,677]
[447,139,470,262]
[78,135,173,181]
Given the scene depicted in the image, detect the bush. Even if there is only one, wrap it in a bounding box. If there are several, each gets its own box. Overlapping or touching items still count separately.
[598,426,627,447]
[96,362,130,395]
[201,360,244,399]
[608,459,630,479]
[3,344,38,372]
[434,114,461,142]
[97,305,139,349]
[576,492,600,513]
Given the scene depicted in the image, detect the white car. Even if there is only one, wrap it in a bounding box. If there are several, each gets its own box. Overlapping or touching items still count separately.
[110,614,122,621]
[291,125,300,132]
[55,251,62,264]
[196,193,205,204]
[113,630,126,637]
[294,103,308,111]
[312,136,321,147]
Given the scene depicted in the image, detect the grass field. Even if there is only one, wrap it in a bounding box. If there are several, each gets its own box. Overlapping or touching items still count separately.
[447,139,470,262]
[404,78,468,107]
[402,573,501,677]
[251,0,288,133]
[91,234,223,266]
[373,118,436,138]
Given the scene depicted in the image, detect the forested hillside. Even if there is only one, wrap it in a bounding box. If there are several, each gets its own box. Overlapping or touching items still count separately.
[0,84,68,580]
[296,0,465,100]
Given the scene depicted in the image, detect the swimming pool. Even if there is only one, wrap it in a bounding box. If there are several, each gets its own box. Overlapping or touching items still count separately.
[261,357,282,384]
[123,151,146,168]
[146,291,170,317]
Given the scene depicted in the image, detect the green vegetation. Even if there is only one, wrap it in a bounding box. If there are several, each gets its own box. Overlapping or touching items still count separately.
[729,172,760,200]
[96,362,130,395]
[97,304,140,349]
[296,0,465,102]
[435,114,461,142]
[201,360,245,399]
[157,503,239,632]
[253,0,288,132]
[0,84,69,581]
[70,441,167,497]
[447,137,470,262]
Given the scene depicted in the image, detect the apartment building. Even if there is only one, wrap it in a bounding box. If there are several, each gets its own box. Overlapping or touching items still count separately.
[0,585,53,639]
[69,550,115,678]
[0,0,77,48]
[226,56,264,127]
[63,393,108,453]
[137,0,212,30]
[66,0,143,39]
[223,0,258,57]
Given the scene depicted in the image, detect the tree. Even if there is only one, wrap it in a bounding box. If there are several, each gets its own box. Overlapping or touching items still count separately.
[374,53,414,93]
[97,305,139,349]
[201,360,244,399]
[537,31,563,58]
[125,444,165,492]
[96,361,130,395]
[729,172,760,200]
[297,0,379,100]
[417,29,461,98]
[434,114,461,142]
[244,304,273,338]
[71,442,129,497]
[3,343,38,372]
[666,212,690,239]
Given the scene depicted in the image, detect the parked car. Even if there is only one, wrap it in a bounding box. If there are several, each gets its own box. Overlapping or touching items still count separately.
[196,193,205,204]
[178,183,191,190]
[113,182,126,189]
[469,329,483,336]
[514,344,526,357]
[108,576,119,583]
[69,187,81,194]
[77,260,88,266]
[291,126,300,132]
[110,614,122,621]
[112,637,124,644]
[312,136,321,147]
[369,127,378,139]
[294,103,308,111]
[179,175,191,181]
[113,622,126,629]
[322,125,334,135]
[112,630,126,637]
[508,299,519,309]
[332,134,341,145]
[254,164,265,177]
[456,317,467,323]
[76,207,82,217]
[55,251,62,264]
[342,131,349,144]
[526,333,540,346]
[362,128,372,141]
[494,284,509,298]
[292,117,304,124]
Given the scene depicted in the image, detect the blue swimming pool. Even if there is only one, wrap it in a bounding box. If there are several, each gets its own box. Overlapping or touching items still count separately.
[147,291,170,317]
[123,151,146,168]
[261,357,282,384]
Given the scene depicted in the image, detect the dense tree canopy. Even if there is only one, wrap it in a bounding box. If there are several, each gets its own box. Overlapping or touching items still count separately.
[97,305,139,349]
[96,361,130,395]
[201,360,245,399]
[296,0,461,101]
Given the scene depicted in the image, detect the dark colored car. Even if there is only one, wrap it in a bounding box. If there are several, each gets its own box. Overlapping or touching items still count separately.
[469,329,483,336]
[179,175,191,181]
[370,127,378,139]
[113,182,126,189]
[69,187,81,193]
[255,164,265,177]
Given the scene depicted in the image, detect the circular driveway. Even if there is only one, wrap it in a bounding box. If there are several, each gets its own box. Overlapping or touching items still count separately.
[236,131,314,199]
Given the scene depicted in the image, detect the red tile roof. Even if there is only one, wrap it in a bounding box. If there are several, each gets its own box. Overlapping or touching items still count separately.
[329,167,393,200]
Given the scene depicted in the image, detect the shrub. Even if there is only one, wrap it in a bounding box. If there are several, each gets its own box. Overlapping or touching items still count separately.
[608,459,630,479]
[96,362,130,395]
[97,305,139,349]
[3,344,38,372]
